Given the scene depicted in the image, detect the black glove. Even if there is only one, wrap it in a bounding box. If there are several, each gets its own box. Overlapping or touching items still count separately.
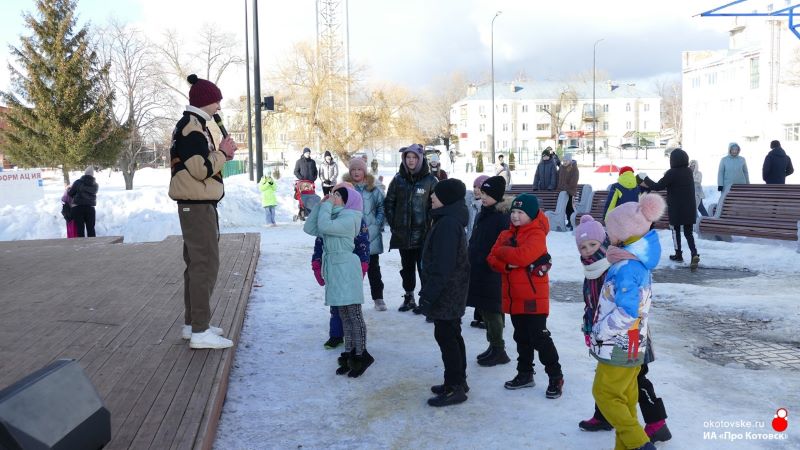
[717,186,723,192]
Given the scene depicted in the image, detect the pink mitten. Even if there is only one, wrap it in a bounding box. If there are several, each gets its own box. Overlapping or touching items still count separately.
[584,334,591,348]
[361,262,369,278]
[311,260,325,286]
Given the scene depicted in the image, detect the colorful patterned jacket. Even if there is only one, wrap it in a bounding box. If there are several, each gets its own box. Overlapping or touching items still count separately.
[591,230,661,367]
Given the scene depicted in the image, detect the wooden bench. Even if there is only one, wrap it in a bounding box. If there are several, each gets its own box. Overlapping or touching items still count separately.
[699,184,800,249]
[506,184,587,231]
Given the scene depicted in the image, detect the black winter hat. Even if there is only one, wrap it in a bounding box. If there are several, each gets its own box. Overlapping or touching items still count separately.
[434,178,466,206]
[771,140,781,150]
[542,150,550,157]
[481,176,506,202]
[324,150,332,158]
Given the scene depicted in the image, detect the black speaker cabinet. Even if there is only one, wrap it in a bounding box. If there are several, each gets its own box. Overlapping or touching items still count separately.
[0,359,110,450]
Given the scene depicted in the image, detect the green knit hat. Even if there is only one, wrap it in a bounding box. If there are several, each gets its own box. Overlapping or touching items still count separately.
[511,193,539,219]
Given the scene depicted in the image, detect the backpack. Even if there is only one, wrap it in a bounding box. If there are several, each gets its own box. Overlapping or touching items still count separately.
[61,202,72,221]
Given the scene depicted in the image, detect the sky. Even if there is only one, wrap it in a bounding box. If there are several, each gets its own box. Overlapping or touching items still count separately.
[0,0,760,102]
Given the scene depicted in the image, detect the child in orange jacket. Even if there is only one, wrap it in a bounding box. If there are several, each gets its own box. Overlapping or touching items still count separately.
[487,193,564,398]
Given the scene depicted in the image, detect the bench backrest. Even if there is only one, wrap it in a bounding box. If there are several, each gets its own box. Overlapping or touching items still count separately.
[506,184,585,213]
[575,190,609,225]
[717,184,800,224]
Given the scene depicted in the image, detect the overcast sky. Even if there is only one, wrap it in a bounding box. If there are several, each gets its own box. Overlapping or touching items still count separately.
[0,0,752,101]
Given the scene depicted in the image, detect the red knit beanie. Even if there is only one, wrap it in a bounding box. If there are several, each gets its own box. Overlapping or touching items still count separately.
[187,74,222,107]
[619,166,634,175]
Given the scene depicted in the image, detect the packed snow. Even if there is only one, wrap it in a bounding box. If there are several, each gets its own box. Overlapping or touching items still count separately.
[1,161,797,449]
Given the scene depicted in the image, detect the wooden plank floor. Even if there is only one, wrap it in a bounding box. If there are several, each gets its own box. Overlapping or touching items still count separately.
[0,233,260,449]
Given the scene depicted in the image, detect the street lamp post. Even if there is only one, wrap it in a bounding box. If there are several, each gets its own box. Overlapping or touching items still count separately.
[490,10,501,165]
[592,38,604,168]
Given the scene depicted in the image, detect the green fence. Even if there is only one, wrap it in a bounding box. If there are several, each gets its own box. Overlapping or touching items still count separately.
[222,160,247,177]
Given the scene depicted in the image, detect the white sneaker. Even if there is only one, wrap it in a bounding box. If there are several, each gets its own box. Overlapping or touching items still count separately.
[374,299,387,311]
[189,330,233,349]
[182,325,223,340]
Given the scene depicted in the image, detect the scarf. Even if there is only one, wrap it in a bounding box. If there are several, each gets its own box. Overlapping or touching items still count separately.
[581,237,610,333]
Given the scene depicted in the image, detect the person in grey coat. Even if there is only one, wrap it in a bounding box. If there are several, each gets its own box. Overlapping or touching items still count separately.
[717,142,749,191]
[533,150,559,190]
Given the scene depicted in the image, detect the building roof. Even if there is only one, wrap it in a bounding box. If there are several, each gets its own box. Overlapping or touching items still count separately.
[455,80,659,103]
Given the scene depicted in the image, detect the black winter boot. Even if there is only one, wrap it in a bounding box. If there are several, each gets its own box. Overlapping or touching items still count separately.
[427,384,468,407]
[504,371,535,390]
[336,350,353,375]
[431,381,469,395]
[323,337,343,349]
[545,376,564,399]
[477,347,511,367]
[669,251,683,262]
[476,345,492,361]
[347,350,374,378]
[398,293,417,312]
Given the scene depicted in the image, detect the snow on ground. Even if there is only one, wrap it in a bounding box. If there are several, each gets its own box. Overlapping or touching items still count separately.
[1,165,798,449]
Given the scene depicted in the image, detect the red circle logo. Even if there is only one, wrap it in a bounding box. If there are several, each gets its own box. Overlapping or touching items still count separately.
[772,408,788,432]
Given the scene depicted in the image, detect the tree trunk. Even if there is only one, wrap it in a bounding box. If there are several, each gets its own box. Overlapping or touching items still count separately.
[62,166,71,186]
[123,169,134,190]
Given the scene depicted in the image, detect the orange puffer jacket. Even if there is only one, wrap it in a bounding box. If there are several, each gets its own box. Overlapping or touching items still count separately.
[487,211,551,315]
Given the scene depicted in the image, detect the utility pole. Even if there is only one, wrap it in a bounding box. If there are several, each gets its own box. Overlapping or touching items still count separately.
[244,0,254,181]
[252,0,263,181]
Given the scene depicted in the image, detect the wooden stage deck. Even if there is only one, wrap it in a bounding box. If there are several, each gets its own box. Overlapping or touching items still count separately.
[0,233,260,449]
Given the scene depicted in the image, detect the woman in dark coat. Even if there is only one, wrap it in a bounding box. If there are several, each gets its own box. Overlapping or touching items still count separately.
[642,148,699,268]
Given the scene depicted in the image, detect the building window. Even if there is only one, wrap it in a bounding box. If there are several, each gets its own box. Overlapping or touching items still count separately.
[536,123,550,131]
[692,76,701,88]
[479,124,485,132]
[569,123,576,131]
[503,140,508,148]
[785,123,800,141]
[502,104,508,113]
[603,121,609,131]
[522,140,529,150]
[626,121,632,129]
[478,105,486,114]
[643,121,648,129]
[625,103,631,112]
[522,123,528,131]
[536,104,550,112]
[480,141,486,149]
[603,104,609,112]
[522,105,529,113]
[750,57,760,89]
[643,103,650,112]
[503,123,508,131]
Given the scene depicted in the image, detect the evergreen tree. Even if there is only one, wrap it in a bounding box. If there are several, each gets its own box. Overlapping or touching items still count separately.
[0,0,122,184]
[476,152,484,173]
[508,151,516,171]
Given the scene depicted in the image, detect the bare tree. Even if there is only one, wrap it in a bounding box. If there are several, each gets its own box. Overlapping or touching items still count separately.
[542,87,579,148]
[271,41,419,162]
[156,25,244,106]
[418,72,468,151]
[654,77,682,144]
[97,20,171,189]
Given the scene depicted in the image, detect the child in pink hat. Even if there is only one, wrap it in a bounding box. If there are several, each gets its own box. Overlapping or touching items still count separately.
[574,214,671,444]
[589,193,667,450]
